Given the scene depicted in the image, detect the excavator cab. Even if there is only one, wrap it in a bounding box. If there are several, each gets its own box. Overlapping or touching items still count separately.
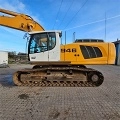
[28,31,61,62]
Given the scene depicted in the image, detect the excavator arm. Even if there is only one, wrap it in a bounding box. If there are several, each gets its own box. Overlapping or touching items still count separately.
[0,8,44,32]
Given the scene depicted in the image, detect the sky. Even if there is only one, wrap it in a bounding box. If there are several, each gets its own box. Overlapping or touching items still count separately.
[0,0,120,53]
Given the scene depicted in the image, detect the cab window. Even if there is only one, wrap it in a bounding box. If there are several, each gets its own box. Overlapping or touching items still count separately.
[29,32,56,54]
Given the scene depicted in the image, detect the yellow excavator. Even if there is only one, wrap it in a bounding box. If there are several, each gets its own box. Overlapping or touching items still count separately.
[0,8,116,87]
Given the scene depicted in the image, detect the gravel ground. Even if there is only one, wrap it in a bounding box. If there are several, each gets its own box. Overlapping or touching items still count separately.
[0,64,120,120]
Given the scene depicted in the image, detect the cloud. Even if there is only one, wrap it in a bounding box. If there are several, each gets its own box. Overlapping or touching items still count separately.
[0,0,26,13]
[0,0,41,21]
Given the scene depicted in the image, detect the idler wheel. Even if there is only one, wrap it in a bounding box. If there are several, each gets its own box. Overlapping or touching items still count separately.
[87,71,104,86]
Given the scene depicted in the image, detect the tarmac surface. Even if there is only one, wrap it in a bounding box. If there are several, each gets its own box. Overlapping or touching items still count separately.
[0,64,120,120]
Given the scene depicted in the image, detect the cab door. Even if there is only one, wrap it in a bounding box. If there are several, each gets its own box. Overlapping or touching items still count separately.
[47,32,60,61]
[29,32,49,62]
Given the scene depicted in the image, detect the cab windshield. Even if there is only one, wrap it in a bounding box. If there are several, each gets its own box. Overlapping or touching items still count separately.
[29,32,56,54]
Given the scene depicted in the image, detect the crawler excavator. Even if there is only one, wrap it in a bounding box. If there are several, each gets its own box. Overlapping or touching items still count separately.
[0,8,116,87]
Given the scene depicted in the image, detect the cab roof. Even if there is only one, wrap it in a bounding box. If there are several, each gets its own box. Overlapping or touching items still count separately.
[29,30,62,35]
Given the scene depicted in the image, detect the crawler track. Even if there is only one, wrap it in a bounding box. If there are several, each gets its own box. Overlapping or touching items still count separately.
[13,65,104,87]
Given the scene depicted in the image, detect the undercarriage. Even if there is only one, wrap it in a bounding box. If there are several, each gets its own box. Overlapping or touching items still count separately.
[13,65,104,87]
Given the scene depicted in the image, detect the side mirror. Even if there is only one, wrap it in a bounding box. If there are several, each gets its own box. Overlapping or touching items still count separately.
[59,32,62,37]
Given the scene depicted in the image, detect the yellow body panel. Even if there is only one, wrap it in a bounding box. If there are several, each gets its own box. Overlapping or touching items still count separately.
[60,42,116,65]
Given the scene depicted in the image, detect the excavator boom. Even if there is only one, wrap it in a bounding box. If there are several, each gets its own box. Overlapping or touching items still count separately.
[0,8,44,32]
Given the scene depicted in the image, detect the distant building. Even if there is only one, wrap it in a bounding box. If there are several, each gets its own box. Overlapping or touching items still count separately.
[0,51,8,67]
